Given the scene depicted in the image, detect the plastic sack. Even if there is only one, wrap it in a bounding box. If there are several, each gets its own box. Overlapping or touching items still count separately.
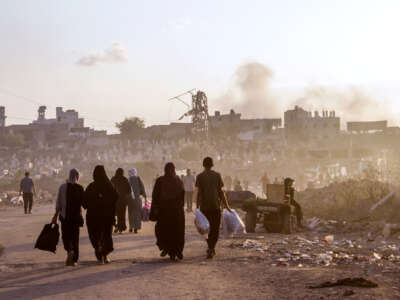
[222,209,246,237]
[34,223,60,253]
[141,201,151,222]
[194,209,210,238]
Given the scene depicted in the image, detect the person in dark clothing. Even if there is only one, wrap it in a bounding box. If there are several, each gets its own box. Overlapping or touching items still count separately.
[111,168,131,234]
[19,172,36,214]
[83,165,118,264]
[52,169,84,266]
[128,168,147,233]
[284,177,303,228]
[196,157,232,259]
[151,162,185,261]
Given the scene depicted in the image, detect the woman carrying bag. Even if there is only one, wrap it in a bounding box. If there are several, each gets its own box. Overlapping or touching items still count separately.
[52,169,84,266]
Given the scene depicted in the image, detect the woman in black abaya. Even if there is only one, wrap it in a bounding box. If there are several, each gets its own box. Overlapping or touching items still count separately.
[111,168,131,233]
[151,162,185,261]
[83,165,118,264]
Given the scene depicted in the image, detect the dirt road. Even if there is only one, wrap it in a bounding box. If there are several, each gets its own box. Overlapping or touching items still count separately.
[0,205,398,299]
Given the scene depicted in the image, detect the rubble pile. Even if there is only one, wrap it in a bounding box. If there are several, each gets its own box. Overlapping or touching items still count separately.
[298,180,398,221]
[231,233,400,269]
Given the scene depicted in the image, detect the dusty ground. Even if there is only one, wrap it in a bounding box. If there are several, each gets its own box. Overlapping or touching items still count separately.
[0,204,399,300]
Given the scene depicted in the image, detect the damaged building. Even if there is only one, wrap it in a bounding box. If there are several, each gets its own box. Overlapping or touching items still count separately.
[284,106,340,140]
[1,106,106,147]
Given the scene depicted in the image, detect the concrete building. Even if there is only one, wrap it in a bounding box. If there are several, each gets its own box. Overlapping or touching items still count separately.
[145,123,192,139]
[0,106,6,127]
[347,121,387,133]
[33,106,84,129]
[209,109,282,137]
[7,123,70,146]
[284,105,340,140]
[209,109,241,128]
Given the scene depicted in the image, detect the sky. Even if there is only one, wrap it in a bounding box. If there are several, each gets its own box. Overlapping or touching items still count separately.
[0,0,399,132]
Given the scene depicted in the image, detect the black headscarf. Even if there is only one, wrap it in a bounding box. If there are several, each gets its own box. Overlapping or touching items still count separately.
[158,162,183,201]
[115,168,124,178]
[164,162,176,177]
[92,165,114,191]
[93,165,109,183]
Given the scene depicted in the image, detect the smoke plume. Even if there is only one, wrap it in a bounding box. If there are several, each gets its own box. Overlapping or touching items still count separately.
[217,62,282,118]
[217,62,395,124]
[76,43,128,67]
[295,86,394,123]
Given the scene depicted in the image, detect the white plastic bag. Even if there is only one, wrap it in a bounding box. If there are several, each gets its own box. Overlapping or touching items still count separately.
[222,209,246,237]
[194,209,210,239]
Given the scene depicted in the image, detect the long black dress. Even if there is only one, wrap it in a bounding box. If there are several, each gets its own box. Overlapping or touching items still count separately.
[83,166,118,260]
[60,182,84,263]
[111,174,131,232]
[151,175,185,258]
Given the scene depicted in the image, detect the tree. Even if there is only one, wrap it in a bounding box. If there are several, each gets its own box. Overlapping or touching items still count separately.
[116,117,145,138]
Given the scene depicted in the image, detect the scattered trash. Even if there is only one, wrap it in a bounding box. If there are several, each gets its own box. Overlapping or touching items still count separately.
[323,235,334,244]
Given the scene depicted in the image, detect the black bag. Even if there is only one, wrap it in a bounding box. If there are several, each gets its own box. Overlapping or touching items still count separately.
[34,223,60,253]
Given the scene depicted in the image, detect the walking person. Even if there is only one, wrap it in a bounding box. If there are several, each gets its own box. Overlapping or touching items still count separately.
[51,169,84,266]
[19,172,36,214]
[151,162,185,261]
[182,169,195,212]
[128,168,147,233]
[83,165,118,264]
[111,168,131,234]
[196,157,232,259]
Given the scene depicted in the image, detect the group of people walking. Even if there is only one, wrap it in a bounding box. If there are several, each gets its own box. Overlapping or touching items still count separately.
[111,168,147,234]
[51,156,231,266]
[52,165,147,266]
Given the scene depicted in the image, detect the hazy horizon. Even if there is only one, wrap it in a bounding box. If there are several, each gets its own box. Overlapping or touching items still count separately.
[1,0,400,133]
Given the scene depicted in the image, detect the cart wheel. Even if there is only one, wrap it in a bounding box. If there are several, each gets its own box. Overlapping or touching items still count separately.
[282,212,292,234]
[245,210,257,233]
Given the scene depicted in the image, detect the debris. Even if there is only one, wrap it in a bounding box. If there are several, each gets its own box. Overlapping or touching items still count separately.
[370,191,396,213]
[308,277,378,289]
[323,235,334,244]
[343,290,355,297]
[373,253,382,260]
[316,253,333,266]
[383,224,400,239]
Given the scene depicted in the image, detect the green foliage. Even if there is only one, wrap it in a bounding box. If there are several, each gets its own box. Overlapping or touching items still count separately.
[116,117,145,138]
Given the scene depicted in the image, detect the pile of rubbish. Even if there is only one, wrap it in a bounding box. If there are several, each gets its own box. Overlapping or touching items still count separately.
[0,190,54,207]
[298,180,398,221]
[231,234,400,269]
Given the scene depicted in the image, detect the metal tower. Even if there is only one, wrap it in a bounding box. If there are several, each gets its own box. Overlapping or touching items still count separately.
[169,89,209,138]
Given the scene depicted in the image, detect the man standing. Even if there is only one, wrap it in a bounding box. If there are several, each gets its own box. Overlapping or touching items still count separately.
[19,172,36,214]
[196,157,232,259]
[183,169,195,212]
[284,177,303,228]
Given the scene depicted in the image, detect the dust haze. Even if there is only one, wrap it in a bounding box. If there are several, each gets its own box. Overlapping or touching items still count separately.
[217,62,396,124]
[217,62,281,118]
